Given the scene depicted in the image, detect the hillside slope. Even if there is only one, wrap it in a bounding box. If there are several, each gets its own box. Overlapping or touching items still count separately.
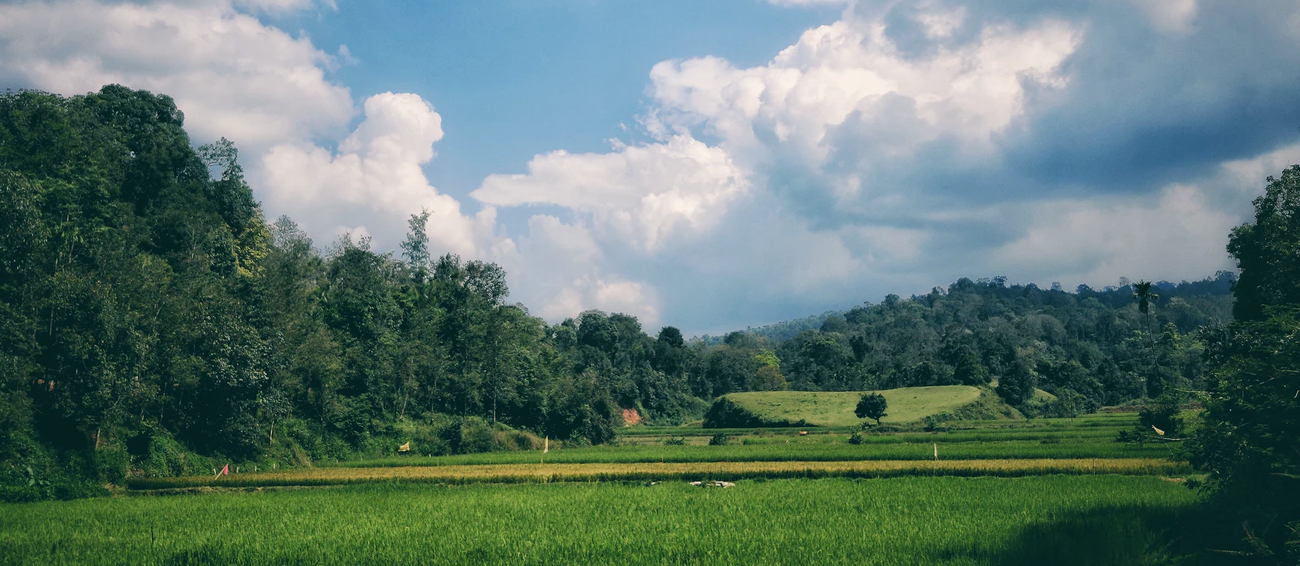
[708,386,983,428]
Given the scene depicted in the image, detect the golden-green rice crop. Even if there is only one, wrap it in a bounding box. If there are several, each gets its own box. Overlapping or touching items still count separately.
[128,458,1187,490]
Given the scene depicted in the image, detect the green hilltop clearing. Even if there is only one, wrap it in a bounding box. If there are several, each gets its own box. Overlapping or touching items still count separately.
[722,385,983,427]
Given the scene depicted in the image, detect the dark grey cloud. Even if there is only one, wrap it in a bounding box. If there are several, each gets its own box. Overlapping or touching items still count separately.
[997,0,1300,191]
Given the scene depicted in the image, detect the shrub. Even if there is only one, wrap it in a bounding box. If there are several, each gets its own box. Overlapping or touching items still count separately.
[492,427,544,451]
[923,415,951,432]
[708,433,731,446]
[1137,397,1184,439]
[440,417,496,454]
[848,432,864,445]
[92,447,129,484]
[703,398,765,428]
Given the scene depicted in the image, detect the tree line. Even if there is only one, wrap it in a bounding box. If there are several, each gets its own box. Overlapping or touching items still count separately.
[692,274,1234,416]
[0,87,701,486]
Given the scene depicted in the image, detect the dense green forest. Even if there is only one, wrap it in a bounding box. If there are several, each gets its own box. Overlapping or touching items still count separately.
[0,87,1296,559]
[0,87,707,483]
[694,275,1234,411]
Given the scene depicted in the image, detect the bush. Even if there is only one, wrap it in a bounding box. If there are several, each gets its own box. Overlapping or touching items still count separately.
[1042,389,1091,419]
[439,417,496,455]
[708,433,731,446]
[1117,396,1185,444]
[492,426,544,451]
[702,397,801,428]
[92,447,129,484]
[1137,396,1184,438]
[848,432,864,445]
[923,415,951,432]
[0,439,112,502]
[391,417,451,457]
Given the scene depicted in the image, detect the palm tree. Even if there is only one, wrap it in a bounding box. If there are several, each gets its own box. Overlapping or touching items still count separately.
[1133,280,1162,397]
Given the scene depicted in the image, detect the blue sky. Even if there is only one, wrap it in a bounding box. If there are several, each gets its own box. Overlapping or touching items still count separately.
[2,0,1298,335]
[272,1,840,204]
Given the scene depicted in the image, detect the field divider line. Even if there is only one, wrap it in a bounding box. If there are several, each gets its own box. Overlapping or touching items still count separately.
[126,458,1190,491]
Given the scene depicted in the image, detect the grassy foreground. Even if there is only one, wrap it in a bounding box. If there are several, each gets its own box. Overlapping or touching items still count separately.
[0,476,1199,566]
[127,458,1185,490]
[724,386,982,427]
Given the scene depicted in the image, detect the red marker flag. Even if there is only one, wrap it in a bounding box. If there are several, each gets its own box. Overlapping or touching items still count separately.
[221,463,230,476]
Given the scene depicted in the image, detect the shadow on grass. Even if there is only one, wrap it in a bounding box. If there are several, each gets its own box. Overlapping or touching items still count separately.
[937,502,1248,566]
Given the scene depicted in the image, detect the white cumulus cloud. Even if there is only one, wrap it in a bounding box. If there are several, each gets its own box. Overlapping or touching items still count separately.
[261,92,494,253]
[648,12,1082,171]
[0,0,354,152]
[474,135,749,253]
[471,4,1089,329]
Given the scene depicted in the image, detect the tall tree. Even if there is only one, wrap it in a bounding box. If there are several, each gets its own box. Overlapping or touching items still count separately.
[1132,280,1163,397]
[854,392,888,426]
[1190,165,1300,561]
[1228,166,1300,322]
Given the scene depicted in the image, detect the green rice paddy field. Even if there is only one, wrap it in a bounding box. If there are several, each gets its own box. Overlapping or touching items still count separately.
[2,476,1198,566]
[1,412,1202,564]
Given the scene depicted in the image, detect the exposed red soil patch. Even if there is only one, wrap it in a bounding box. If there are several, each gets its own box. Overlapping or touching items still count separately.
[621,408,642,426]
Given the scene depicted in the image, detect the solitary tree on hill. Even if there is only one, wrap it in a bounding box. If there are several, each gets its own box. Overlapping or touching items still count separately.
[855,392,888,426]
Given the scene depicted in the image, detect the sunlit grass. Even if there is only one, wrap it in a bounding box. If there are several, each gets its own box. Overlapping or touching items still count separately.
[723,386,983,426]
[1,476,1201,566]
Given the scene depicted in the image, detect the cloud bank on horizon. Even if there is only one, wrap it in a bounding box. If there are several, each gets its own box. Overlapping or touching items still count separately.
[1,0,1298,334]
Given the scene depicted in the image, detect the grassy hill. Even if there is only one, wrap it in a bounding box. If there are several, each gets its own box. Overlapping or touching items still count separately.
[711,386,984,428]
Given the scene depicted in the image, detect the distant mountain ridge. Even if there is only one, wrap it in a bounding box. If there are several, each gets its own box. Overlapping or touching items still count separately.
[697,272,1236,345]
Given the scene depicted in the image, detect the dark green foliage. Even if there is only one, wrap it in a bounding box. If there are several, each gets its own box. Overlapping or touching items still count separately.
[708,433,731,446]
[443,417,496,455]
[997,357,1038,407]
[1136,397,1184,439]
[1227,166,1300,322]
[702,397,802,428]
[1185,164,1300,563]
[0,87,695,499]
[1041,389,1088,419]
[757,273,1231,411]
[854,392,888,426]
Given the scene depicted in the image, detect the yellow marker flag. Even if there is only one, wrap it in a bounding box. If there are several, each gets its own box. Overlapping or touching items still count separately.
[544,436,549,453]
[398,441,410,453]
